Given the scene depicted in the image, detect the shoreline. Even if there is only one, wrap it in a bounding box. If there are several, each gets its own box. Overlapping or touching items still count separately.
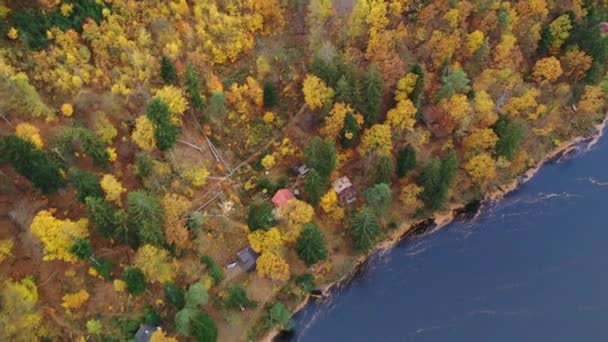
[263,114,608,342]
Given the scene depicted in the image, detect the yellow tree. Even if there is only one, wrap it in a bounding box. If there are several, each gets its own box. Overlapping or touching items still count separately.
[502,88,540,118]
[0,277,42,341]
[439,94,471,132]
[132,115,157,151]
[150,330,178,342]
[61,289,90,310]
[561,49,592,81]
[162,193,191,250]
[549,15,572,53]
[261,154,276,170]
[302,74,334,110]
[394,73,418,102]
[320,189,345,220]
[278,199,314,241]
[30,210,88,263]
[400,183,424,212]
[462,128,498,152]
[386,99,417,133]
[322,102,362,139]
[465,153,497,185]
[153,86,188,125]
[248,227,284,253]
[134,244,176,283]
[474,90,498,128]
[360,124,393,155]
[578,86,604,115]
[532,57,563,84]
[256,252,290,281]
[0,238,13,263]
[100,174,126,206]
[467,30,485,55]
[15,123,44,149]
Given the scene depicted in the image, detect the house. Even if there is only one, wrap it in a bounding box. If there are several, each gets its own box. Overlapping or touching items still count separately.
[272,188,295,208]
[332,176,357,205]
[237,246,260,272]
[135,324,158,342]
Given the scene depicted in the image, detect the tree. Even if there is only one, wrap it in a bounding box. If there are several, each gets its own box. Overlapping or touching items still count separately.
[247,201,275,231]
[350,207,381,252]
[417,152,457,211]
[185,283,208,308]
[295,223,328,266]
[400,183,424,212]
[150,329,178,342]
[363,65,383,125]
[267,302,293,331]
[436,68,471,100]
[122,266,146,296]
[0,277,42,341]
[69,168,103,203]
[340,112,361,148]
[15,123,43,149]
[320,189,344,220]
[304,137,337,180]
[226,284,256,310]
[374,154,394,185]
[190,312,217,342]
[30,209,89,263]
[127,190,165,246]
[256,252,290,281]
[278,199,314,228]
[302,74,334,110]
[462,128,499,152]
[134,244,175,283]
[132,116,157,151]
[85,196,117,239]
[162,193,192,250]
[164,282,185,310]
[263,81,277,108]
[396,145,416,178]
[69,239,92,260]
[360,124,392,155]
[494,115,524,160]
[185,64,205,112]
[386,99,417,133]
[61,289,90,310]
[0,135,64,194]
[465,153,497,185]
[100,174,126,206]
[578,85,604,114]
[410,64,425,121]
[305,169,325,206]
[561,48,592,81]
[248,228,284,254]
[364,183,392,216]
[201,255,224,285]
[160,56,178,85]
[147,99,180,151]
[532,57,563,83]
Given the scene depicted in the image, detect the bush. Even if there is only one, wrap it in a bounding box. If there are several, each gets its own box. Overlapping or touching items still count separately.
[226,284,256,310]
[69,239,92,260]
[92,257,115,280]
[134,153,153,178]
[190,312,218,342]
[122,267,146,296]
[0,135,64,194]
[266,302,293,331]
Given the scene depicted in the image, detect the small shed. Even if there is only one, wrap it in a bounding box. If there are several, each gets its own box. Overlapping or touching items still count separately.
[135,324,158,342]
[272,188,295,208]
[332,176,357,205]
[237,246,260,272]
[297,165,310,176]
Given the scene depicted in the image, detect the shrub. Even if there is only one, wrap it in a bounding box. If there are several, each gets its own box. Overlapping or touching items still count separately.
[122,267,146,296]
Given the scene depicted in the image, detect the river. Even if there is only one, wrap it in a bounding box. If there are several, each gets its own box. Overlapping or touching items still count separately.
[278,133,608,342]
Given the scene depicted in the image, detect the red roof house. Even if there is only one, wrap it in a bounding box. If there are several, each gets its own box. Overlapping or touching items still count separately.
[272,189,295,208]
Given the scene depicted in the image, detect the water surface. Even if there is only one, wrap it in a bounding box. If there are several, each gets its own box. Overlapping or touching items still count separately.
[281,134,608,342]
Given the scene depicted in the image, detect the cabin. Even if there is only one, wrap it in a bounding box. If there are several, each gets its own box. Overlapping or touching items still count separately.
[135,324,158,342]
[332,176,357,205]
[237,246,260,272]
[272,188,295,208]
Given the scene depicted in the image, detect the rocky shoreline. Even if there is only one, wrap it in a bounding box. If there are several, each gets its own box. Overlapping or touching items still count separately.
[263,114,608,342]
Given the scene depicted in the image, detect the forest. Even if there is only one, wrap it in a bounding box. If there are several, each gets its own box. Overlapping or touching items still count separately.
[1,0,607,341]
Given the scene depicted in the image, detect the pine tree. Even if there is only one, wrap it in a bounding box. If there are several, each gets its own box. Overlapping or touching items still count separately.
[363,65,383,125]
[226,284,255,310]
[364,183,392,216]
[418,152,457,211]
[247,202,275,231]
[69,168,103,203]
[0,135,64,194]
[122,267,146,296]
[190,312,217,342]
[69,239,92,260]
[160,56,178,85]
[126,190,165,246]
[494,115,524,160]
[340,112,361,148]
[295,223,328,266]
[263,81,277,108]
[185,64,205,112]
[410,64,425,121]
[85,196,117,239]
[304,168,325,206]
[396,145,417,178]
[164,282,185,310]
[350,207,381,252]
[374,154,394,185]
[147,99,180,151]
[304,137,337,180]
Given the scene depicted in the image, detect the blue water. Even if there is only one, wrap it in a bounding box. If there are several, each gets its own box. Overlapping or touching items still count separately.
[281,134,608,342]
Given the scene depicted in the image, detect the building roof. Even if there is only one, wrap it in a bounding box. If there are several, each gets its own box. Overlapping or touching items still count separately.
[237,246,260,272]
[332,176,353,194]
[135,324,157,342]
[272,188,295,208]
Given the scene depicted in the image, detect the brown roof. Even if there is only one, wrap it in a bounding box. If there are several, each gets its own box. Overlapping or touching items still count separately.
[272,188,295,208]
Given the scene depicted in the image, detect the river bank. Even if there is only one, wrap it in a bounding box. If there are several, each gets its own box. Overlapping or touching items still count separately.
[262,113,608,342]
